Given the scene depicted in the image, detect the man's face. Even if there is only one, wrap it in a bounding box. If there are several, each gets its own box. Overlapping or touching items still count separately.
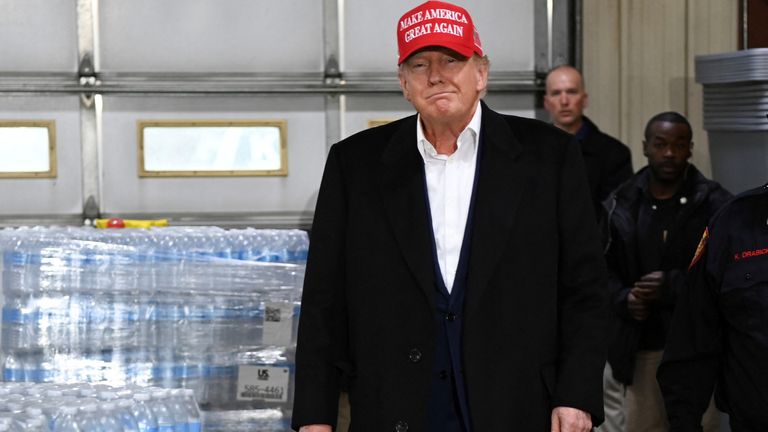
[543,67,588,132]
[398,48,488,126]
[643,121,692,184]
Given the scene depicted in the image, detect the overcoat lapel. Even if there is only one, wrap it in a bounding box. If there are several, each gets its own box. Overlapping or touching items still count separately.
[375,105,532,315]
[377,115,436,308]
[465,104,530,317]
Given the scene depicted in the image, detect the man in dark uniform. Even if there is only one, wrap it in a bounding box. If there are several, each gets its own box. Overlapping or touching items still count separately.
[544,65,633,219]
[658,183,768,431]
[602,112,732,431]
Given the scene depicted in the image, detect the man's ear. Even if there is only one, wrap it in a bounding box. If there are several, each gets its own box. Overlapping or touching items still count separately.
[474,60,489,93]
[398,70,411,101]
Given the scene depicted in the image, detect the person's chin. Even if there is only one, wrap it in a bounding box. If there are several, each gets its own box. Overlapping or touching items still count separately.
[657,170,684,183]
[430,99,459,113]
[428,95,458,110]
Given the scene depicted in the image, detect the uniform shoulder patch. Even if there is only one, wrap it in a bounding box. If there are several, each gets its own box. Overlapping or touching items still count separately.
[689,227,709,271]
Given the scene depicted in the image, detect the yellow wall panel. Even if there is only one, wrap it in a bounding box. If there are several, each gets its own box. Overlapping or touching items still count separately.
[582,0,622,141]
[583,0,738,178]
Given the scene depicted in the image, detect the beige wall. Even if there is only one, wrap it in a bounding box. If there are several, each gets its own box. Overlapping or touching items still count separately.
[582,0,738,177]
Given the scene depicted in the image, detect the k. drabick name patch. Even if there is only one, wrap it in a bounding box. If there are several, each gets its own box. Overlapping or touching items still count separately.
[734,247,768,261]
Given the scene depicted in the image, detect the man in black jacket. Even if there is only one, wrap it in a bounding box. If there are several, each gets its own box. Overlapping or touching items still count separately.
[602,112,732,432]
[658,183,768,431]
[544,65,633,219]
[545,64,633,432]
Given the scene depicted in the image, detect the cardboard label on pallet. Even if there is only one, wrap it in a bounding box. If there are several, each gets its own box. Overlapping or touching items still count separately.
[237,365,290,402]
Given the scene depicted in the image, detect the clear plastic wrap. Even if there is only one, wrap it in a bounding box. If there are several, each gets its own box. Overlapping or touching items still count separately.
[0,226,307,431]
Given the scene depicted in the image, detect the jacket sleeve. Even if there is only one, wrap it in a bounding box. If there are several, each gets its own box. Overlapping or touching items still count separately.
[657,228,723,431]
[659,268,685,308]
[603,222,642,385]
[292,145,349,430]
[598,143,633,205]
[604,224,635,321]
[553,137,610,424]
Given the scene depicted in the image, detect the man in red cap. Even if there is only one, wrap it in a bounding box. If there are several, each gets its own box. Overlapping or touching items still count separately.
[293,2,608,431]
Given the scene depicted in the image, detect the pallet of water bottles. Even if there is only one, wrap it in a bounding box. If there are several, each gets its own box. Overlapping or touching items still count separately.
[0,381,201,431]
[0,226,307,431]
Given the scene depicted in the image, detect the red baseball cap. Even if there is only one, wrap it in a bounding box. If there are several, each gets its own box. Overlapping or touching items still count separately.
[397,1,483,65]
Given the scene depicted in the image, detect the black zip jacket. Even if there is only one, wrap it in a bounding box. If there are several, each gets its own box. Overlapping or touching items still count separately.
[601,164,732,384]
[658,183,768,432]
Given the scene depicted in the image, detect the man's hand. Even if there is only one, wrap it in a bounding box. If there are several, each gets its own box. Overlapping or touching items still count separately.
[551,406,592,432]
[627,290,650,321]
[627,270,664,320]
[299,425,332,432]
[633,271,663,301]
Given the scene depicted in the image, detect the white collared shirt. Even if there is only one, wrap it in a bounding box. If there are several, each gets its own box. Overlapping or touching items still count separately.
[416,103,481,293]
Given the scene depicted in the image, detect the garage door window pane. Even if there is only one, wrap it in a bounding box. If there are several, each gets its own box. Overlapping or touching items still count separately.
[0,121,56,178]
[139,120,287,177]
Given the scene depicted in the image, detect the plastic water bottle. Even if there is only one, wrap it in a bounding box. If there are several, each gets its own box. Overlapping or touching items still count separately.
[131,391,158,432]
[174,354,204,398]
[99,390,138,432]
[0,419,23,432]
[1,295,25,352]
[37,397,68,431]
[23,406,49,432]
[179,389,201,432]
[212,229,232,259]
[134,233,157,364]
[212,294,239,353]
[203,352,235,407]
[256,230,282,262]
[150,389,175,432]
[3,400,25,415]
[57,386,81,398]
[36,350,57,383]
[116,398,140,432]
[20,416,47,432]
[96,401,123,432]
[51,405,78,432]
[239,294,264,349]
[77,387,95,399]
[97,390,116,402]
[75,402,100,431]
[2,233,36,352]
[3,352,25,382]
[166,390,189,432]
[231,230,251,261]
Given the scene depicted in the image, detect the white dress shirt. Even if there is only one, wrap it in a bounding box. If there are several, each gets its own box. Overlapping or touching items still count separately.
[416,103,481,293]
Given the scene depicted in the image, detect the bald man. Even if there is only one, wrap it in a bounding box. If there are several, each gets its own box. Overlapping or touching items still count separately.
[544,65,632,219]
[545,65,633,432]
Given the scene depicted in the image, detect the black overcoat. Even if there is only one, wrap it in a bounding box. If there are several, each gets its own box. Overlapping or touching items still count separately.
[292,102,609,431]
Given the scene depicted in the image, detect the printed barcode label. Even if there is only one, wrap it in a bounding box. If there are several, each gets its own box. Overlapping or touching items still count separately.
[237,365,289,402]
[263,302,293,346]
